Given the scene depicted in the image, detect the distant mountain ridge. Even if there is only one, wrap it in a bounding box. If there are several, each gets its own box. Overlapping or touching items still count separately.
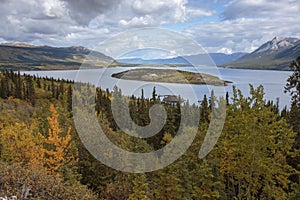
[0,42,114,70]
[2,37,299,71]
[118,52,247,66]
[223,36,300,70]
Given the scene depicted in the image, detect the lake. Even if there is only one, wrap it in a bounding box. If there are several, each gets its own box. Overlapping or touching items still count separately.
[23,67,292,109]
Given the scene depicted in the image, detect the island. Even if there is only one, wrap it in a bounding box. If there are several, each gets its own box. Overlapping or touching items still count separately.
[112,68,231,86]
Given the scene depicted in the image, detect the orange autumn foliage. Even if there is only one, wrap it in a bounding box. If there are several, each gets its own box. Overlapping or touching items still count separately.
[38,104,77,174]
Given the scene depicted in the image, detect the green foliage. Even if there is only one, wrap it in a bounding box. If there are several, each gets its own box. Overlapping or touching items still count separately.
[216,85,297,199]
[285,56,300,105]
[1,70,299,199]
[200,94,209,124]
[284,56,300,197]
[128,174,152,200]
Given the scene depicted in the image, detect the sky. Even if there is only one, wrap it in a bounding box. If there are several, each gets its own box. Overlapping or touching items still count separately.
[1,0,300,56]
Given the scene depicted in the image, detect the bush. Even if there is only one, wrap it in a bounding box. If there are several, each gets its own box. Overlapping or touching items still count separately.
[0,162,97,200]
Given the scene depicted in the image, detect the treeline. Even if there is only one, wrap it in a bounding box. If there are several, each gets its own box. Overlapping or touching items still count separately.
[0,69,73,107]
[0,58,300,200]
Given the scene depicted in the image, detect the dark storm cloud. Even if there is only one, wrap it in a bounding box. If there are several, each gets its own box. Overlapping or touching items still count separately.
[0,0,76,43]
[61,0,121,25]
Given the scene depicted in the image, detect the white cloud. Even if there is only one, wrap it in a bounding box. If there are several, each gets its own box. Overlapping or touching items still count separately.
[132,0,175,14]
[186,8,213,19]
[42,0,65,18]
[218,47,232,54]
[119,15,155,27]
[0,0,215,50]
[97,28,206,59]
[184,0,300,53]
[0,0,300,55]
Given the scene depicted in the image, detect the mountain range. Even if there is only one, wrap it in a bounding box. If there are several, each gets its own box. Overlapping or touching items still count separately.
[0,42,114,70]
[1,36,300,71]
[119,36,300,70]
[223,36,300,70]
[117,52,247,66]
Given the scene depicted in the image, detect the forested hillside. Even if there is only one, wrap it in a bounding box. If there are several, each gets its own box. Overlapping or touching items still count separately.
[0,62,300,199]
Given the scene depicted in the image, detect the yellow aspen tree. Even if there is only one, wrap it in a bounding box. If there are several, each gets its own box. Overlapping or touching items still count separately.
[0,122,42,167]
[38,104,77,174]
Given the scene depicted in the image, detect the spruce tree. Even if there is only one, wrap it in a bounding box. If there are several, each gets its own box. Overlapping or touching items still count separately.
[151,86,157,103]
[217,85,297,199]
[200,94,209,124]
[67,85,73,114]
[26,76,35,106]
[284,56,300,185]
[128,174,152,200]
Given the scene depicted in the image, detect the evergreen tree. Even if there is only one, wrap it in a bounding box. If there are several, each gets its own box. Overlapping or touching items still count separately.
[0,76,9,98]
[67,85,73,113]
[15,71,22,99]
[128,174,152,200]
[217,85,297,199]
[209,90,216,110]
[284,56,300,191]
[51,78,55,98]
[154,163,186,200]
[26,76,35,106]
[191,159,224,200]
[285,56,300,105]
[226,91,229,106]
[151,86,157,103]
[36,76,41,88]
[200,94,210,124]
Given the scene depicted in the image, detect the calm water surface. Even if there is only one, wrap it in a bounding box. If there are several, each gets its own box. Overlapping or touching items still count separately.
[23,67,292,109]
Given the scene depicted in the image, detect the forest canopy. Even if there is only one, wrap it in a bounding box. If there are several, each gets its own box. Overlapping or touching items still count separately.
[0,62,299,199]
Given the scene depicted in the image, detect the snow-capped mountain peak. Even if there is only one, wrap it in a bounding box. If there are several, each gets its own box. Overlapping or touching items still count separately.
[254,36,299,54]
[0,42,37,48]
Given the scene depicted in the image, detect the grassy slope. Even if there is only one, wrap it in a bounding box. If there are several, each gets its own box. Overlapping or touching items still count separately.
[0,45,114,71]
